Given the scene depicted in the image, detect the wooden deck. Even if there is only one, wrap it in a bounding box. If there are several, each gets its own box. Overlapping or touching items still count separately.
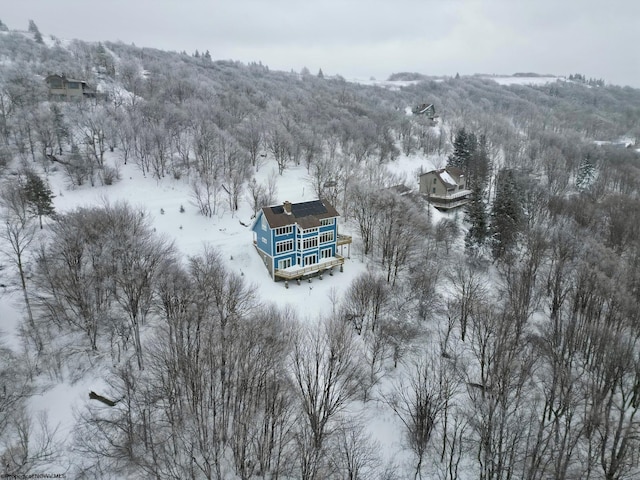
[426,190,472,210]
[274,255,345,280]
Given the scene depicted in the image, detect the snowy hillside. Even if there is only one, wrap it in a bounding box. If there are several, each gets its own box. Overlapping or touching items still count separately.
[1,25,640,480]
[2,147,444,478]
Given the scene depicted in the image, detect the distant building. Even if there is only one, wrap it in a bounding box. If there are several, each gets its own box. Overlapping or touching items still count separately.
[419,167,472,210]
[45,74,98,100]
[251,199,352,282]
[412,103,437,120]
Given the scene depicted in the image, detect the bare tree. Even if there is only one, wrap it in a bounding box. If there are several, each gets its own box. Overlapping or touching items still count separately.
[1,409,62,476]
[191,170,221,218]
[385,352,455,480]
[266,124,292,175]
[0,338,62,476]
[349,182,378,256]
[464,300,536,480]
[110,203,175,370]
[235,114,264,168]
[32,202,174,370]
[375,191,429,285]
[327,419,382,480]
[246,178,268,218]
[445,261,487,342]
[342,271,392,399]
[0,180,40,351]
[290,316,364,479]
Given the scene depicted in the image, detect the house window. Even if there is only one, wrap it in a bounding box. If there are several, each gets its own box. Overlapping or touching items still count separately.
[261,216,267,231]
[320,218,334,226]
[321,248,332,259]
[320,231,334,244]
[305,254,317,266]
[276,239,294,254]
[278,258,292,269]
[275,225,293,236]
[433,178,437,184]
[301,227,319,234]
[432,187,436,193]
[300,237,318,250]
[261,237,267,245]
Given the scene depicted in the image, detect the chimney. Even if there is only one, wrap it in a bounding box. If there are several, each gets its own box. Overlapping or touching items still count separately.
[283,201,292,215]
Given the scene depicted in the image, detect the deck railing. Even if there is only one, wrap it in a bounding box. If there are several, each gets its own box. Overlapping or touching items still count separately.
[275,255,345,280]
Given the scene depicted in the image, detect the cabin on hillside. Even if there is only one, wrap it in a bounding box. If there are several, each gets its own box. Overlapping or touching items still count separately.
[45,74,98,100]
[412,103,437,120]
[419,167,472,210]
[251,199,352,284]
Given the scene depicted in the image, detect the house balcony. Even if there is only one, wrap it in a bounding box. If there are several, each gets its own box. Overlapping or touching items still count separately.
[426,189,472,210]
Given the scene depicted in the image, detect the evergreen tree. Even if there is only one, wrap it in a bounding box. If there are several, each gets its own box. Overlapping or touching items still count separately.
[28,19,43,44]
[449,130,491,192]
[464,134,491,253]
[317,68,324,78]
[465,187,488,252]
[469,133,490,190]
[22,170,55,229]
[576,156,596,191]
[447,128,471,170]
[0,19,8,31]
[490,169,522,260]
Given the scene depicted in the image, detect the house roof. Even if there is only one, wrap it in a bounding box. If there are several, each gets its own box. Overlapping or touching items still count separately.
[420,167,465,188]
[45,74,87,85]
[261,199,339,229]
[412,103,435,116]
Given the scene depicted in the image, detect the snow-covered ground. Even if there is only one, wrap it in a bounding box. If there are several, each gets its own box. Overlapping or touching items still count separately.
[349,77,444,89]
[2,148,450,475]
[594,138,636,148]
[350,78,421,89]
[480,75,564,86]
[46,157,373,322]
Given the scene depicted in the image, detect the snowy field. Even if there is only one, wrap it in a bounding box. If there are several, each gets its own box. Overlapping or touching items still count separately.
[349,77,445,90]
[481,75,563,86]
[352,74,564,88]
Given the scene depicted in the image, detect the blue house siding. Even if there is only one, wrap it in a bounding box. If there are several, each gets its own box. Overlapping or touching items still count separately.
[252,212,273,256]
[275,252,296,269]
[273,226,296,268]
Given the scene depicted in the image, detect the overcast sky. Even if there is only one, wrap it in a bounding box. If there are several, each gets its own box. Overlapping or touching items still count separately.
[3,0,638,87]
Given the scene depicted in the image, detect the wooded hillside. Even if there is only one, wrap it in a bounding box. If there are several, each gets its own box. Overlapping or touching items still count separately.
[1,24,640,479]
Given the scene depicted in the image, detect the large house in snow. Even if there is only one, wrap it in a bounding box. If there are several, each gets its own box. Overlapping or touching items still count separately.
[45,74,99,100]
[252,199,352,283]
[419,166,472,210]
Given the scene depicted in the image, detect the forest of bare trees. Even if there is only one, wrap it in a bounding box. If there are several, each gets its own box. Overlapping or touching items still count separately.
[0,21,640,479]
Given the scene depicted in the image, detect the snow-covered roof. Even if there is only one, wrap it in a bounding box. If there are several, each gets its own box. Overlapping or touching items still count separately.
[439,170,458,187]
